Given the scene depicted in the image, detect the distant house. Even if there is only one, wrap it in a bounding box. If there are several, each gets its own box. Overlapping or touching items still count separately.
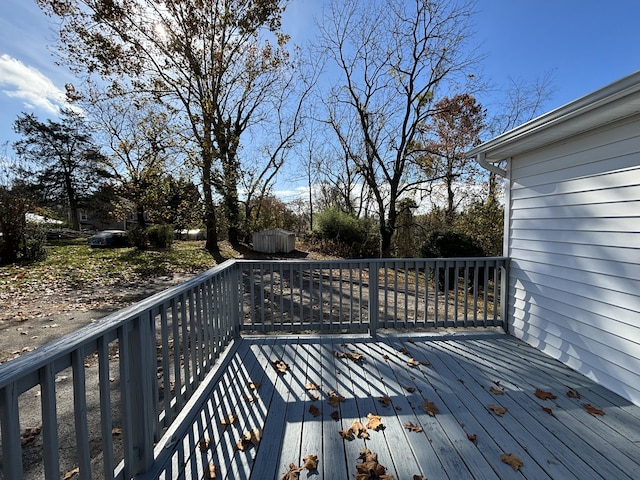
[467,71,640,405]
[252,228,296,253]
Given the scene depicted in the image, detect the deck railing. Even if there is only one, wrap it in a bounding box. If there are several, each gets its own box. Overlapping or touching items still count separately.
[0,256,507,479]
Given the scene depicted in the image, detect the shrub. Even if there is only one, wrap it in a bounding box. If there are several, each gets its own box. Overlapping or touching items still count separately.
[315,208,366,246]
[128,225,147,250]
[147,224,174,249]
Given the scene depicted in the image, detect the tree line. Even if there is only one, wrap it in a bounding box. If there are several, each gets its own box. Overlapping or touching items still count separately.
[1,0,552,264]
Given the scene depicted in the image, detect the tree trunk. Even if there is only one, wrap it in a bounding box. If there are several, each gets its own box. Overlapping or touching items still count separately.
[202,158,221,260]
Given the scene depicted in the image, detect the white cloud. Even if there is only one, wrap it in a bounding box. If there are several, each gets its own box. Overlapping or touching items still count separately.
[0,54,67,114]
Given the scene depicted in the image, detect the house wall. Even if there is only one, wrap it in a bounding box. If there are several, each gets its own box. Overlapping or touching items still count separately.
[507,115,640,405]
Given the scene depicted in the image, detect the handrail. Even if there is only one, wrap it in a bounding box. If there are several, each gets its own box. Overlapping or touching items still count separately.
[0,256,507,479]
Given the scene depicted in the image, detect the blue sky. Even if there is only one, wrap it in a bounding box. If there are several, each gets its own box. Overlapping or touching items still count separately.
[1,0,639,176]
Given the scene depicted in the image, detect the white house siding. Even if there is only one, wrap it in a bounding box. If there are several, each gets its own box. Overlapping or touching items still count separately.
[507,115,640,405]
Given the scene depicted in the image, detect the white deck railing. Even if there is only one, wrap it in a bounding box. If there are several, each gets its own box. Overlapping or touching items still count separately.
[0,257,507,479]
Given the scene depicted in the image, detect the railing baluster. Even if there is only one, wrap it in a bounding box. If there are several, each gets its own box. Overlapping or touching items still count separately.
[0,381,23,479]
[40,363,59,479]
[72,348,91,478]
[97,336,115,478]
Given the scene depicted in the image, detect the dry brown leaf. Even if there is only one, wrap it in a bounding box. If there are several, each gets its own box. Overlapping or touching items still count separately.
[399,347,411,356]
[541,406,554,415]
[467,433,478,445]
[272,359,289,374]
[366,413,384,431]
[112,427,123,436]
[567,388,581,399]
[382,354,390,361]
[305,382,320,391]
[403,422,423,432]
[489,386,504,395]
[423,398,439,416]
[355,449,390,479]
[405,386,416,393]
[327,390,345,407]
[62,467,80,479]
[220,414,237,426]
[303,454,318,471]
[501,453,524,471]
[535,388,557,401]
[379,396,392,407]
[584,403,605,416]
[339,428,355,440]
[236,429,262,451]
[335,351,364,363]
[330,410,340,421]
[199,438,210,451]
[244,394,258,403]
[281,463,302,480]
[207,462,217,478]
[309,404,321,417]
[413,476,426,480]
[407,358,420,367]
[488,404,507,416]
[308,391,319,401]
[248,381,261,390]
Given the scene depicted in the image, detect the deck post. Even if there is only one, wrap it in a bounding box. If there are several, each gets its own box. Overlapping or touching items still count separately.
[231,262,241,336]
[0,382,23,479]
[368,262,380,337]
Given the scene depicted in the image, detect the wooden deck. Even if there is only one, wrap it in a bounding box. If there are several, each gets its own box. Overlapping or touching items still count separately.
[143,331,640,480]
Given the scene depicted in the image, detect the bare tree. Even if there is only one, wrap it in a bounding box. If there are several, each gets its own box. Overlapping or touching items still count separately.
[318,0,479,256]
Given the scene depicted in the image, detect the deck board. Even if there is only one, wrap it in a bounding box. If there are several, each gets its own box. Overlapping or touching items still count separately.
[149,331,640,480]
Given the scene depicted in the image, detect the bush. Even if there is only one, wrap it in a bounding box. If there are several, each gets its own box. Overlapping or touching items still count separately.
[315,208,366,245]
[128,225,148,250]
[147,224,174,249]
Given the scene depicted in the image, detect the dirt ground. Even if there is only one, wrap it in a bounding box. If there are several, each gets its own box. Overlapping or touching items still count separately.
[0,273,195,364]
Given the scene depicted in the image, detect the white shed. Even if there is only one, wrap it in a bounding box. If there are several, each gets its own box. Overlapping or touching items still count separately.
[252,228,296,254]
[467,71,640,406]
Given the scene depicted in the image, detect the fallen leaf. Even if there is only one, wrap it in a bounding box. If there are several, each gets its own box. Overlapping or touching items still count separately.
[272,359,289,374]
[62,467,80,479]
[488,404,507,416]
[248,381,261,390]
[420,360,431,366]
[489,386,504,395]
[541,406,554,416]
[281,463,302,480]
[399,347,411,356]
[366,413,384,431]
[403,422,423,432]
[423,398,439,416]
[330,410,340,420]
[584,404,605,416]
[567,388,581,399]
[112,427,122,436]
[339,428,355,440]
[327,390,345,407]
[467,433,478,445]
[535,388,557,401]
[309,404,321,417]
[199,438,210,451]
[407,358,420,367]
[236,429,262,451]
[501,453,524,471]
[244,394,258,403]
[413,476,426,480]
[305,382,320,390]
[207,463,217,478]
[308,391,319,401]
[303,454,318,471]
[379,396,392,406]
[220,414,237,426]
[341,420,368,440]
[355,448,391,479]
[405,386,416,393]
[382,354,390,361]
[335,351,364,363]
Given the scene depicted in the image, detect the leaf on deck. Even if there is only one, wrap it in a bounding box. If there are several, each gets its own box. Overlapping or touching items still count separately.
[489,386,504,395]
[207,462,217,478]
[567,388,581,399]
[535,388,557,401]
[407,358,420,368]
[541,406,554,416]
[308,391,319,401]
[403,422,423,433]
[405,386,416,393]
[366,413,384,431]
[382,354,390,361]
[112,427,123,436]
[220,414,237,426]
[303,454,319,471]
[244,394,258,403]
[305,382,320,391]
[248,381,261,391]
[501,453,524,471]
[379,396,392,407]
[423,398,439,416]
[488,404,507,416]
[199,437,210,451]
[330,410,340,420]
[236,429,262,451]
[584,403,605,416]
[335,350,364,363]
[399,347,411,356]
[340,420,369,440]
[467,433,478,445]
[413,476,426,480]
[355,448,392,480]
[327,390,345,407]
[281,463,302,480]
[309,404,321,417]
[272,359,289,374]
[420,359,431,366]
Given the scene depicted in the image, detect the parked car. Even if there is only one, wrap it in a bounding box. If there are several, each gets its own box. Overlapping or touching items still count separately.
[88,230,130,248]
